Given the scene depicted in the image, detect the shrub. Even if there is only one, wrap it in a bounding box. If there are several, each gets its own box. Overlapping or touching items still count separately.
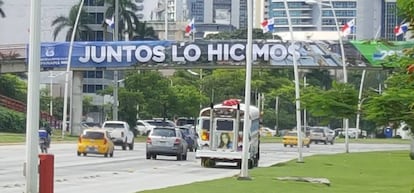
[0,106,26,133]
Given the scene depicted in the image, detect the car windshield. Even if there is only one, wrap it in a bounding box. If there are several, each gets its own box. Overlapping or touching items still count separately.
[83,131,104,139]
[147,120,175,127]
[152,128,176,137]
[311,128,324,133]
[103,123,124,129]
[286,132,297,137]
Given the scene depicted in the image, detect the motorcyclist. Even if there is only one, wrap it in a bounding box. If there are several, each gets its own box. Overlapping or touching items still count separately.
[39,122,52,148]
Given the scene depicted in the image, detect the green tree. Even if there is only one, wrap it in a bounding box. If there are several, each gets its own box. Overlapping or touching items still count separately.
[0,0,5,18]
[51,4,92,41]
[103,0,140,39]
[132,21,158,40]
[302,81,358,122]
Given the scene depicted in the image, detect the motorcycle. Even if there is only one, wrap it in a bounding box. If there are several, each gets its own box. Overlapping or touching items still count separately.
[39,130,50,153]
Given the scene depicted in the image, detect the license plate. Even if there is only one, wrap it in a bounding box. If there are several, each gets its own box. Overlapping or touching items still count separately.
[87,147,96,152]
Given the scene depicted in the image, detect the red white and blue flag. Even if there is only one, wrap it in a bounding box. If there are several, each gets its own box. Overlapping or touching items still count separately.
[261,18,274,33]
[394,23,409,36]
[105,16,115,29]
[185,18,195,36]
[341,19,355,37]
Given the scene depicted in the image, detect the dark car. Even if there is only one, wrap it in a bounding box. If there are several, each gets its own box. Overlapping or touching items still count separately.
[178,125,198,152]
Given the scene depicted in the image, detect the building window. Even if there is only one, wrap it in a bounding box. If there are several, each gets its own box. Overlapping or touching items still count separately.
[88,13,104,24]
[84,0,104,6]
[83,84,105,93]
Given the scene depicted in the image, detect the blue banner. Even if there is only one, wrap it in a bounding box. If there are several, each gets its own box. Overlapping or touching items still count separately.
[39,41,172,68]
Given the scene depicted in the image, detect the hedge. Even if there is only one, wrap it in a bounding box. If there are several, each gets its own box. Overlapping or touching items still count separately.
[0,106,26,133]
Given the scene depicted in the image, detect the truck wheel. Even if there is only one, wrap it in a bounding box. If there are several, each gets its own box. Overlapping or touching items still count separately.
[122,140,127,150]
[128,139,134,150]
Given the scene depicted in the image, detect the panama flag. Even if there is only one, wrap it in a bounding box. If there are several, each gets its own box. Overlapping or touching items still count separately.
[105,16,115,29]
[261,18,274,33]
[185,18,195,35]
[394,23,409,36]
[341,19,355,37]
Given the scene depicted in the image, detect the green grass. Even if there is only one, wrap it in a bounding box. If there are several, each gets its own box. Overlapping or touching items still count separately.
[260,136,411,144]
[0,131,148,144]
[138,151,414,193]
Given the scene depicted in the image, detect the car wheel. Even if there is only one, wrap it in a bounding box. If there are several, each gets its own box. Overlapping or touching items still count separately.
[129,140,134,150]
[176,153,182,161]
[146,153,151,159]
[110,150,114,157]
[152,154,157,160]
[306,144,310,148]
[182,152,187,161]
[290,145,293,147]
[77,151,81,156]
[330,140,334,145]
[283,144,287,147]
[324,140,328,145]
[104,153,108,157]
[83,153,87,156]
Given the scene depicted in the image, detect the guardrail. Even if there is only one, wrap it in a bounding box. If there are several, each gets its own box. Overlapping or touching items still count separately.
[0,94,60,127]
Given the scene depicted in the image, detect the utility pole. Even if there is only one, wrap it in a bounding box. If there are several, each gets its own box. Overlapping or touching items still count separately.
[112,0,119,120]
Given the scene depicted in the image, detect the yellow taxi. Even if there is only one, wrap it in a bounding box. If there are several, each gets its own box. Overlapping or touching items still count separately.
[282,131,310,148]
[77,128,115,157]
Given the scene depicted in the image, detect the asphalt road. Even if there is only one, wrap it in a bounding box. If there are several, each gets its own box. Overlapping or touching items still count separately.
[0,142,409,193]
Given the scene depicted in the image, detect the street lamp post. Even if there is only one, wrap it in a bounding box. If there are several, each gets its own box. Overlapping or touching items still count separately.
[238,0,253,180]
[62,0,85,139]
[305,0,349,153]
[113,0,120,121]
[284,0,303,163]
[355,70,366,139]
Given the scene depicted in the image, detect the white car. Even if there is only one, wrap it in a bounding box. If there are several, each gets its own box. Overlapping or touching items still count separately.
[135,120,156,136]
[102,121,134,150]
[260,127,277,137]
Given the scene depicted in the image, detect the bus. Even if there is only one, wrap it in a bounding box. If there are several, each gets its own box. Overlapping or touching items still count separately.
[195,99,261,168]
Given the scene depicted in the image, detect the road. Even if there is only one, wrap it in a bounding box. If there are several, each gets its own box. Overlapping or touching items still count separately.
[0,142,408,193]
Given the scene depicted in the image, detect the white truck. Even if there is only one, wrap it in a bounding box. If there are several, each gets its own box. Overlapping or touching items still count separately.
[102,121,134,150]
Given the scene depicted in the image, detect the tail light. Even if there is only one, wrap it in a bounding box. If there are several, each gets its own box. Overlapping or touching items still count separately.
[103,138,107,145]
[146,137,152,144]
[201,130,209,141]
[121,132,124,137]
[174,138,181,145]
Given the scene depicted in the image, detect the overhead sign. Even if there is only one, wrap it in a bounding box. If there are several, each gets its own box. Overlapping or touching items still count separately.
[35,40,414,69]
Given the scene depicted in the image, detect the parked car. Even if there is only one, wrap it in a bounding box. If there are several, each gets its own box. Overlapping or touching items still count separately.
[135,120,156,136]
[309,126,335,145]
[146,127,188,160]
[77,128,114,157]
[178,125,198,152]
[260,127,276,137]
[176,117,196,127]
[102,121,134,150]
[282,131,310,148]
[145,119,176,127]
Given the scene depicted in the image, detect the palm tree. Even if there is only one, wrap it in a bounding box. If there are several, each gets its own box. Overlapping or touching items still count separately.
[103,0,139,39]
[131,21,158,40]
[0,0,6,18]
[51,4,92,41]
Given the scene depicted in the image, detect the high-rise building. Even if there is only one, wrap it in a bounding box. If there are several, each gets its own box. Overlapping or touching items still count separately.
[267,0,404,41]
[188,0,247,29]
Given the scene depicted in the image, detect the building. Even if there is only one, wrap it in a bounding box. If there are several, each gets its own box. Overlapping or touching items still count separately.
[267,0,404,41]
[188,0,248,34]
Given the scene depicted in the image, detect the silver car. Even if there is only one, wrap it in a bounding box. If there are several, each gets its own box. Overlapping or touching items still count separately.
[309,127,335,145]
[146,127,188,160]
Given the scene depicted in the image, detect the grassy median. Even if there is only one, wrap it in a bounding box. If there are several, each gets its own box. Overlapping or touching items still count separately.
[138,151,414,193]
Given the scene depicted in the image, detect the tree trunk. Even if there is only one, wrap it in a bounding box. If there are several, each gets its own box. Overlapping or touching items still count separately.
[410,137,414,160]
